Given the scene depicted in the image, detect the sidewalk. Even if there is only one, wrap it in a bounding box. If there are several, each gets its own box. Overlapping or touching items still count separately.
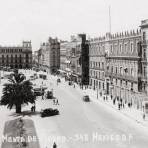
[72,83,148,129]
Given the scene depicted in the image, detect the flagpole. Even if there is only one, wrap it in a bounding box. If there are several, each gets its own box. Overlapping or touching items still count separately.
[109,6,111,33]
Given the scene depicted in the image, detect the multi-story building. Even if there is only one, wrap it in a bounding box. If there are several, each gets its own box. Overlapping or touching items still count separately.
[32,50,39,68]
[89,37,106,93]
[60,41,70,73]
[89,19,148,109]
[0,41,32,69]
[59,34,89,85]
[38,37,60,73]
[105,30,142,109]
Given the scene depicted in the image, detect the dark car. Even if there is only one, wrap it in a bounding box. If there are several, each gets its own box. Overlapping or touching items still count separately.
[41,108,59,117]
[68,81,73,85]
[57,78,61,83]
[33,88,44,96]
[83,95,90,102]
[46,91,53,99]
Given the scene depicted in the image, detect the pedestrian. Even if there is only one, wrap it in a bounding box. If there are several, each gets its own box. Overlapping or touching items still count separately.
[143,113,145,120]
[118,103,120,110]
[56,99,59,105]
[53,99,55,105]
[31,106,33,112]
[53,142,57,148]
[33,105,36,112]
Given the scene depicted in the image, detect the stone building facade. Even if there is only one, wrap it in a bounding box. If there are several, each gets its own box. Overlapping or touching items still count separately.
[38,37,60,73]
[59,34,89,85]
[89,19,148,109]
[0,41,32,69]
[89,37,106,93]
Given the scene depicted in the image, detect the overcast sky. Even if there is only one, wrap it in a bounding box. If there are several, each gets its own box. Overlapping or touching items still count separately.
[0,0,147,51]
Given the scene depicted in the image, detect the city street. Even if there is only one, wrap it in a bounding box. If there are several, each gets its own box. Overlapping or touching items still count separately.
[29,73,148,148]
[1,71,148,148]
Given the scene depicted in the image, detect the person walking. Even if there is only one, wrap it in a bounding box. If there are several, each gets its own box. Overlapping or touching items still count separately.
[53,99,55,105]
[143,113,146,120]
[53,142,57,148]
[56,99,59,105]
[33,105,36,112]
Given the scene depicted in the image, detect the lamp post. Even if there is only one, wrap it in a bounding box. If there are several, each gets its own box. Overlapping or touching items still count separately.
[97,85,99,99]
[0,70,1,84]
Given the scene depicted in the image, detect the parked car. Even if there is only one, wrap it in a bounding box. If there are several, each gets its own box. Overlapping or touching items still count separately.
[41,108,59,117]
[83,95,90,102]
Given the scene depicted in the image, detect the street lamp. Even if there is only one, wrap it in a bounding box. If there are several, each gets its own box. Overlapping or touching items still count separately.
[97,85,99,99]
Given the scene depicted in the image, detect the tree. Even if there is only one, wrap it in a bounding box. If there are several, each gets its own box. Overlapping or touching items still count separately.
[0,69,36,113]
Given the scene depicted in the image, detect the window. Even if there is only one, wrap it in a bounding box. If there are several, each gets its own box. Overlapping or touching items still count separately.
[144,49,146,59]
[116,67,117,74]
[102,62,104,69]
[144,67,146,77]
[103,83,104,90]
[99,82,101,89]
[120,67,122,74]
[144,84,146,91]
[131,68,133,76]
[130,43,133,52]
[116,79,118,85]
[143,32,146,41]
[125,43,127,53]
[120,44,122,53]
[131,83,133,89]
[110,45,113,53]
[111,66,113,73]
[120,80,122,86]
[126,81,128,86]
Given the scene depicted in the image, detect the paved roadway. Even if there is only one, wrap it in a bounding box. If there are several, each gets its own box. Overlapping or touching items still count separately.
[33,76,148,148]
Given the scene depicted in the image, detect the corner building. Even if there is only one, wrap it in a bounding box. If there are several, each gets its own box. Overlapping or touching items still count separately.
[0,41,32,69]
[89,19,148,109]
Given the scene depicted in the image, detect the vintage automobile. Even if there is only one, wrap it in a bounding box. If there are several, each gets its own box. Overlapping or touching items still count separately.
[68,81,73,85]
[33,88,44,96]
[57,78,61,83]
[41,108,59,117]
[46,90,53,99]
[82,95,90,102]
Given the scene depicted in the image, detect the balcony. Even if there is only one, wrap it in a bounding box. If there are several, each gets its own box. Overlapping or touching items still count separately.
[105,72,138,82]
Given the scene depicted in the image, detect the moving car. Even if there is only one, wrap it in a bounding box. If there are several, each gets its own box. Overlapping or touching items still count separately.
[33,88,44,96]
[41,108,59,117]
[46,90,53,99]
[83,95,90,102]
[57,78,61,83]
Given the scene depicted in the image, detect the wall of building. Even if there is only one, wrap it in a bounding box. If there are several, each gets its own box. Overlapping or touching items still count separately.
[0,41,32,69]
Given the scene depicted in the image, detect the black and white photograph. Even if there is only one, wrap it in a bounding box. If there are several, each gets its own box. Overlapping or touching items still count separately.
[0,0,148,148]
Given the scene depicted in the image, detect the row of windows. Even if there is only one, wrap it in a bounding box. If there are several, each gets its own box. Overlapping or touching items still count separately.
[90,61,104,69]
[90,79,105,90]
[110,41,137,54]
[114,79,133,87]
[108,66,136,77]
[0,54,30,58]
[90,70,105,79]
[89,44,105,55]
[0,48,22,53]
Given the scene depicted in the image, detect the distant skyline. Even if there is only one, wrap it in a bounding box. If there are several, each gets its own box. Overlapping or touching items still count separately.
[0,0,148,51]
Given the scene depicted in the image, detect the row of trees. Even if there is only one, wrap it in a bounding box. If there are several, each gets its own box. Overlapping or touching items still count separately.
[0,69,36,113]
